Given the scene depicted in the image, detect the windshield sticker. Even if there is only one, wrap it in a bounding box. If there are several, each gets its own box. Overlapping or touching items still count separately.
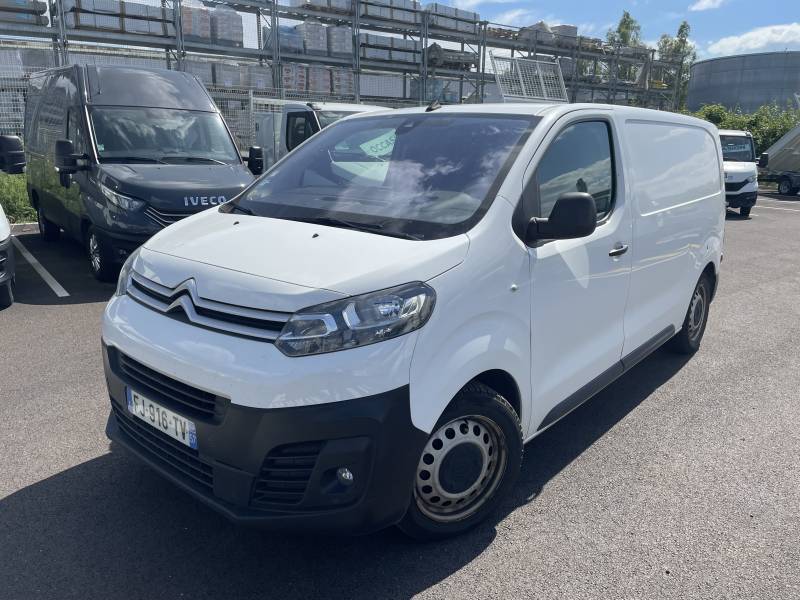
[97,144,104,151]
[723,144,750,153]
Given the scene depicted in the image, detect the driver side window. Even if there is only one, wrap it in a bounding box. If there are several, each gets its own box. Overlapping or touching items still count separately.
[286,112,317,151]
[534,120,615,220]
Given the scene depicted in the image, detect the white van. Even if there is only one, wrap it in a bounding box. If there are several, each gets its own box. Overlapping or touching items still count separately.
[253,101,386,170]
[719,129,758,216]
[101,103,725,540]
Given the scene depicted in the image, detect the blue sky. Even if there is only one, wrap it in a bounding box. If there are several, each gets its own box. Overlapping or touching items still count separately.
[446,0,800,59]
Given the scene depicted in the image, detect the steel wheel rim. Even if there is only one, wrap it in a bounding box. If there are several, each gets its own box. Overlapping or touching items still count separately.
[88,234,101,272]
[779,181,790,195]
[688,284,707,342]
[413,415,507,523]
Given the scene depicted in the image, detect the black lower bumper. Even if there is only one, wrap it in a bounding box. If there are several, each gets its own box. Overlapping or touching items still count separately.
[0,235,14,285]
[94,226,153,264]
[103,344,427,534]
[726,191,757,208]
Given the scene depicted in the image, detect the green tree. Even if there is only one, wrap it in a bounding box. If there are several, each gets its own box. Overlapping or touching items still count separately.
[607,11,642,47]
[692,103,800,153]
[657,21,696,109]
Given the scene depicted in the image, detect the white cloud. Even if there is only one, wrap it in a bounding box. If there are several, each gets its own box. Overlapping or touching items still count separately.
[492,8,537,25]
[707,22,800,55]
[689,0,725,11]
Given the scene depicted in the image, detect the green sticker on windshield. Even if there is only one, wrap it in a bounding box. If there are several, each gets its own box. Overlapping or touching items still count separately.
[97,144,104,151]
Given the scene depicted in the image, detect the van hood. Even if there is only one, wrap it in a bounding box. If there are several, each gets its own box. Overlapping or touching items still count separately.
[723,160,757,181]
[98,164,253,211]
[143,208,469,296]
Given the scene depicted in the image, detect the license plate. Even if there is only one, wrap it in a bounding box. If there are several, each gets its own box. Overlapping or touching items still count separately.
[126,388,198,449]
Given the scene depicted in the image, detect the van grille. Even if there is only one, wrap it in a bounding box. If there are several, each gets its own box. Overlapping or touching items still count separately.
[112,403,214,491]
[127,273,291,342]
[725,181,748,192]
[144,206,193,228]
[250,442,324,509]
[118,352,221,420]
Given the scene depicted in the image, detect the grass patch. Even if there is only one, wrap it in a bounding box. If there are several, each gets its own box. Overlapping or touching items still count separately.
[0,173,34,223]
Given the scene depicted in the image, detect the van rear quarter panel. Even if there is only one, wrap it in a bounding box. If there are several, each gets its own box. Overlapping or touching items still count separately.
[619,116,724,355]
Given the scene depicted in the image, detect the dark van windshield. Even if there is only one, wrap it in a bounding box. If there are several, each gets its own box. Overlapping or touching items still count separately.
[720,135,755,162]
[230,113,537,240]
[91,107,241,164]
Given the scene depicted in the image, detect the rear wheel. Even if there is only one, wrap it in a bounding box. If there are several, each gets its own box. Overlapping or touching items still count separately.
[669,273,712,355]
[778,178,793,196]
[86,226,118,282]
[740,206,751,217]
[0,280,13,308]
[37,205,60,242]
[398,382,523,541]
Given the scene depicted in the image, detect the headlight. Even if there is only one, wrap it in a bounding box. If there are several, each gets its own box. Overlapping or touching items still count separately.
[115,248,139,296]
[746,174,757,183]
[100,182,145,211]
[275,282,436,357]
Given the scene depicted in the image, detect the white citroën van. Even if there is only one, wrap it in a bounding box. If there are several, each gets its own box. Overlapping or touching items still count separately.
[102,103,725,540]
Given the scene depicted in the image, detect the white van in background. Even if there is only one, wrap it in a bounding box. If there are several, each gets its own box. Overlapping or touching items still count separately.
[101,103,724,540]
[719,129,758,217]
[253,100,386,169]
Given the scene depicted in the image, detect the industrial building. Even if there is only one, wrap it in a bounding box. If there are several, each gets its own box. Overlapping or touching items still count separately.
[687,51,800,113]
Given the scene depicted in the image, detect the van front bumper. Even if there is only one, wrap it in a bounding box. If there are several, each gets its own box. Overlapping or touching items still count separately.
[725,191,757,209]
[103,343,428,534]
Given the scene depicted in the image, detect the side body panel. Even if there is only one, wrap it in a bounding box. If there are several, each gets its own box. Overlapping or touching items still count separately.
[527,110,633,430]
[620,117,724,355]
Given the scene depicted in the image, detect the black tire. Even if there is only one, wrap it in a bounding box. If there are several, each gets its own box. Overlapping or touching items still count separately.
[669,273,712,355]
[0,280,13,308]
[86,226,118,282]
[778,178,793,196]
[37,204,60,242]
[397,382,523,541]
[791,188,800,196]
[740,206,751,217]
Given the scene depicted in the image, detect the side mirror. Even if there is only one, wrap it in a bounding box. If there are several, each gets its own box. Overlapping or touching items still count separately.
[247,146,264,175]
[0,135,25,175]
[55,139,78,175]
[758,152,769,168]
[526,192,597,244]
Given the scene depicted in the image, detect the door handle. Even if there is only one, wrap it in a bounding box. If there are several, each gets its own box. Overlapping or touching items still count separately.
[609,244,629,257]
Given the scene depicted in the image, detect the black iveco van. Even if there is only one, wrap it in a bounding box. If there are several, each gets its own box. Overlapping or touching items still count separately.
[19,65,263,280]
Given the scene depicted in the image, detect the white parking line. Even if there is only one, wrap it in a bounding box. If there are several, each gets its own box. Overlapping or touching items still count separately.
[754,205,800,213]
[11,236,70,298]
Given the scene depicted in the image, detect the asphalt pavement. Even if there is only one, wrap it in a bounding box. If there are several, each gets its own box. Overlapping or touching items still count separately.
[1,195,799,600]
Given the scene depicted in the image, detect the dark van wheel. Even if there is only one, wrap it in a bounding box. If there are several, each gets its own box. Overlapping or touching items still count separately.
[37,206,60,242]
[740,206,751,217]
[398,382,523,541]
[86,226,118,282]
[669,273,712,355]
[0,280,13,308]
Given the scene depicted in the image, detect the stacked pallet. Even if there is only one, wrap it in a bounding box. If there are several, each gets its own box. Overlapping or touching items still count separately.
[391,36,418,63]
[360,33,419,63]
[281,63,307,91]
[274,24,303,53]
[241,63,273,90]
[212,61,240,87]
[295,19,327,55]
[59,0,175,37]
[390,0,419,23]
[327,25,353,57]
[331,67,354,95]
[180,0,210,42]
[425,3,477,34]
[286,0,349,12]
[210,4,243,47]
[307,65,331,93]
[0,0,48,27]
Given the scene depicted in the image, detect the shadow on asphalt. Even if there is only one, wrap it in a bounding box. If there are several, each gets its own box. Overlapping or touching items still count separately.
[11,231,115,305]
[0,347,690,600]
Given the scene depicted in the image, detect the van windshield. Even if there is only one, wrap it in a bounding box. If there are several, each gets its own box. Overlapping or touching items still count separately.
[229,113,537,240]
[90,107,240,164]
[316,110,362,128]
[720,135,755,162]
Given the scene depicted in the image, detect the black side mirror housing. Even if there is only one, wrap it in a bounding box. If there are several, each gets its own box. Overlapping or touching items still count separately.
[0,135,25,175]
[758,152,769,168]
[55,139,79,175]
[247,146,264,175]
[525,192,598,244]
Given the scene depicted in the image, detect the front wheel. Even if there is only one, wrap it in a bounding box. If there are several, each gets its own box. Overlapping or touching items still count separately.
[740,206,751,217]
[86,226,118,282]
[397,382,523,541]
[778,178,793,196]
[669,273,712,355]
[37,205,60,242]
[0,280,13,308]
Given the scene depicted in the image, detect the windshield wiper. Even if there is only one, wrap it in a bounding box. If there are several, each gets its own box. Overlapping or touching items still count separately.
[160,155,227,165]
[224,202,255,216]
[295,216,421,240]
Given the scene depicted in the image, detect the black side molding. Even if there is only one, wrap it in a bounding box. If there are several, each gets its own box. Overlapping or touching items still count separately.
[537,325,676,431]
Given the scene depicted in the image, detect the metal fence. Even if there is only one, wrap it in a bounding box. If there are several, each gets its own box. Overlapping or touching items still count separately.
[489,53,567,103]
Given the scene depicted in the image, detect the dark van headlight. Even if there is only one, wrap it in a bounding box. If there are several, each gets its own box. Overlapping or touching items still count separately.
[275,282,436,357]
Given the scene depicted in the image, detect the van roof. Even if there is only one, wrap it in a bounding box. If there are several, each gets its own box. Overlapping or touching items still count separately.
[76,65,216,112]
[718,129,751,137]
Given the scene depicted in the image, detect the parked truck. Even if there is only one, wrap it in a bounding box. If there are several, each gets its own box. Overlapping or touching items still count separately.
[759,123,800,196]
